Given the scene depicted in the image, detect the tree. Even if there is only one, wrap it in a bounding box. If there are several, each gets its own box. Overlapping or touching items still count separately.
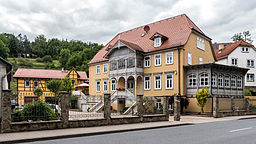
[61,75,73,94]
[0,40,10,59]
[196,88,209,113]
[231,30,253,43]
[66,52,82,70]
[46,79,62,101]
[33,87,43,97]
[31,35,47,57]
[59,49,70,69]
[5,33,19,57]
[42,55,53,63]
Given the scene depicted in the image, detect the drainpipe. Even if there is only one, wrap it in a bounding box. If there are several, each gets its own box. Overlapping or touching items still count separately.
[178,47,180,96]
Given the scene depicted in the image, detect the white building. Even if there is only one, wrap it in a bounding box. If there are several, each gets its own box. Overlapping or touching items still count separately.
[215,40,256,89]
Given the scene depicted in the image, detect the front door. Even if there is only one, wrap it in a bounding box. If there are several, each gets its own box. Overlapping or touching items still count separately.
[117,98,126,111]
[127,80,134,94]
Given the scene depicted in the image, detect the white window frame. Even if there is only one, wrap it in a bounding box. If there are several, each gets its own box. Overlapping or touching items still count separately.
[199,57,203,64]
[111,79,116,91]
[231,76,236,88]
[188,52,192,65]
[199,73,209,87]
[197,37,205,50]
[218,74,223,88]
[224,76,230,88]
[237,77,242,88]
[242,47,249,53]
[156,99,162,109]
[154,75,161,90]
[165,73,173,89]
[144,56,151,67]
[211,74,217,87]
[144,76,151,90]
[247,59,254,67]
[103,64,108,73]
[247,74,255,82]
[154,54,161,66]
[103,80,108,92]
[25,81,30,87]
[96,65,100,74]
[231,58,238,66]
[188,74,197,87]
[96,80,100,92]
[166,52,173,65]
[154,37,161,47]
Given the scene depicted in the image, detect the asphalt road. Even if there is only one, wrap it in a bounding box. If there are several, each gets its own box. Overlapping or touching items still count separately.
[25,118,256,144]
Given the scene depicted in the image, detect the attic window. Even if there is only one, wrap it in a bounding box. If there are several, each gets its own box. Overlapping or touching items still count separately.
[154,37,162,47]
[242,47,249,53]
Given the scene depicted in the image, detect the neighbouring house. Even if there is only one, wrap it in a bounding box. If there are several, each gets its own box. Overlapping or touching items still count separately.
[88,14,219,113]
[13,68,88,107]
[215,40,256,90]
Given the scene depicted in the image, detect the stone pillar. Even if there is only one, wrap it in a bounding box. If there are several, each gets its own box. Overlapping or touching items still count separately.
[60,91,69,128]
[136,95,144,117]
[1,90,12,133]
[231,96,234,112]
[163,96,169,120]
[245,98,250,112]
[173,95,180,121]
[213,97,219,118]
[104,93,111,121]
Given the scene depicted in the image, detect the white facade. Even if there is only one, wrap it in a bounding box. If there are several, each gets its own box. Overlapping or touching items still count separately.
[216,46,256,87]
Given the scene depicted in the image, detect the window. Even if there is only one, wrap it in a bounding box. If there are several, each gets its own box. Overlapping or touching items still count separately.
[154,75,161,89]
[231,76,236,88]
[166,52,173,64]
[144,76,151,90]
[247,74,255,82]
[103,64,108,73]
[96,65,100,74]
[218,74,223,88]
[188,74,197,87]
[199,57,203,64]
[197,37,205,50]
[156,99,161,109]
[154,37,161,47]
[111,79,116,91]
[96,80,100,92]
[199,73,209,87]
[247,60,254,67]
[71,79,76,85]
[154,54,161,66]
[110,61,117,70]
[224,76,230,88]
[166,73,173,89]
[127,58,135,68]
[188,52,192,65]
[211,74,217,87]
[237,77,242,88]
[103,80,108,92]
[231,58,238,66]
[144,56,151,67]
[242,47,249,52]
[118,59,125,69]
[33,81,38,88]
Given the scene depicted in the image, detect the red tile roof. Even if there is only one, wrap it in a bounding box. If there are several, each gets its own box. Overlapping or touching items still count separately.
[89,14,207,64]
[13,68,88,80]
[215,40,255,60]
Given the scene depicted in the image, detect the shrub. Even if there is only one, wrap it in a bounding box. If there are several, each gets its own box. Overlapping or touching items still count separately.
[120,107,129,114]
[36,57,43,62]
[11,109,24,122]
[33,87,43,97]
[23,100,58,121]
[42,55,53,63]
[196,88,209,113]
[245,89,252,96]
[17,58,33,68]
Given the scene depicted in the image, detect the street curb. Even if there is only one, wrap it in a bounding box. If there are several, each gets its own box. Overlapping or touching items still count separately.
[238,116,256,120]
[0,123,194,144]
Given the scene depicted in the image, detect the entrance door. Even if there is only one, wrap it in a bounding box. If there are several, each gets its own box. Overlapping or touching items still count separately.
[117,98,125,111]
[127,80,134,94]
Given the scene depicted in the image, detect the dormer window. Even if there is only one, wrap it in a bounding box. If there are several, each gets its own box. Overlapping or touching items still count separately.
[242,47,249,53]
[154,37,162,47]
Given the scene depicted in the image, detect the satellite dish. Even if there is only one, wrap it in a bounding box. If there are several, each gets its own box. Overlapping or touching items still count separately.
[144,25,150,33]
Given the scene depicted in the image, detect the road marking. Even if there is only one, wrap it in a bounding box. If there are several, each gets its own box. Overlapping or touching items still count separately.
[229,127,252,133]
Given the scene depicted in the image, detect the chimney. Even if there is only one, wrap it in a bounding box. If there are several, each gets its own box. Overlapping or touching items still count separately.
[218,44,225,50]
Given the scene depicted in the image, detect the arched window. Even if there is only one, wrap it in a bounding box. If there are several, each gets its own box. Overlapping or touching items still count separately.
[218,74,223,88]
[187,74,197,87]
[231,76,236,88]
[211,73,217,87]
[199,73,209,87]
[224,75,230,88]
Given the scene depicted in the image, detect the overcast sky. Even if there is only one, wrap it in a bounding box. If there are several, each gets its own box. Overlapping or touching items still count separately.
[0,0,255,45]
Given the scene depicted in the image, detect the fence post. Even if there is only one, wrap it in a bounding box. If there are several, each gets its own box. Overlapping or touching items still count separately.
[1,90,12,133]
[163,96,169,121]
[231,96,234,113]
[60,91,69,128]
[245,98,250,112]
[213,97,219,118]
[136,95,144,119]
[104,93,111,122]
[174,95,180,121]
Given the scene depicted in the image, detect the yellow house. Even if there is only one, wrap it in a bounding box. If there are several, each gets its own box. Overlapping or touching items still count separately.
[13,68,88,105]
[88,14,216,112]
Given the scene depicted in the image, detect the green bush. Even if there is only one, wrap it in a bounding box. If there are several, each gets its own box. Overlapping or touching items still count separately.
[245,89,252,96]
[11,109,24,122]
[36,57,43,62]
[17,58,33,68]
[23,100,58,121]
[42,55,53,63]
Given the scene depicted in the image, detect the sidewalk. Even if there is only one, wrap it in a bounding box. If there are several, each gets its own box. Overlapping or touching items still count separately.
[1,115,256,143]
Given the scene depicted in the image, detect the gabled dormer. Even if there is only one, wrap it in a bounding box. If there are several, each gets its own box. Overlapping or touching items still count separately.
[150,32,168,48]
